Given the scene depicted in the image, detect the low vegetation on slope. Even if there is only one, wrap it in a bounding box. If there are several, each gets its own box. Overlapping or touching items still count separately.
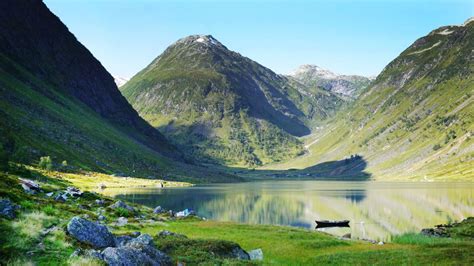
[268,20,474,180]
[0,0,244,183]
[121,35,344,167]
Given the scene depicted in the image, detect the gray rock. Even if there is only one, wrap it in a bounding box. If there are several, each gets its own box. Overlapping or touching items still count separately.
[102,235,171,266]
[46,192,54,197]
[157,230,187,239]
[67,216,115,249]
[66,186,83,197]
[101,246,171,266]
[248,248,263,261]
[231,247,250,260]
[95,199,105,206]
[131,231,141,237]
[378,241,384,245]
[115,235,133,247]
[153,206,163,214]
[0,199,19,219]
[84,249,104,260]
[19,178,40,194]
[109,200,135,212]
[98,215,106,221]
[55,193,68,202]
[116,217,128,226]
[128,234,154,246]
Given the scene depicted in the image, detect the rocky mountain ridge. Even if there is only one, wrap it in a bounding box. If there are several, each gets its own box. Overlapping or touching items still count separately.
[289,64,373,99]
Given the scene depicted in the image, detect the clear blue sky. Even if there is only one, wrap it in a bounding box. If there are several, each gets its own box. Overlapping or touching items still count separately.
[44,0,473,78]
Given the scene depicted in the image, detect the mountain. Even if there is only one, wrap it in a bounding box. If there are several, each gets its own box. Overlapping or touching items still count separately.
[271,19,474,180]
[0,0,239,182]
[289,65,373,99]
[121,35,343,166]
[114,76,129,87]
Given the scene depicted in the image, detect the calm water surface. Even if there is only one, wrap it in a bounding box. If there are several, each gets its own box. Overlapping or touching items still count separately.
[104,181,474,241]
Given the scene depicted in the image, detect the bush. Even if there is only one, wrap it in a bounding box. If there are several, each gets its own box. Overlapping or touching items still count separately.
[433,144,442,151]
[39,156,53,170]
[42,205,56,216]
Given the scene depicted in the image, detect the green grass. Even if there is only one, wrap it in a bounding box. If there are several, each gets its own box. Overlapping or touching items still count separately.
[1,167,473,265]
[115,219,474,265]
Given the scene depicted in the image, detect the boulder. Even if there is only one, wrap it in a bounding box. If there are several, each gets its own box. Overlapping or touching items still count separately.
[128,234,154,246]
[19,178,40,194]
[0,199,19,219]
[230,247,250,260]
[98,215,106,221]
[116,217,128,226]
[175,209,195,218]
[101,246,171,266]
[248,248,263,261]
[66,186,83,197]
[67,216,115,249]
[102,233,171,266]
[55,193,68,202]
[95,199,105,206]
[109,200,135,212]
[153,206,164,214]
[115,235,133,247]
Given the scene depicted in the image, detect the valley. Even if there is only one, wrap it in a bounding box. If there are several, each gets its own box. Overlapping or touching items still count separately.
[0,0,473,265]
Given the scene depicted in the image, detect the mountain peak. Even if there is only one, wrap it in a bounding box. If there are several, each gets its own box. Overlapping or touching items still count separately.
[290,64,338,79]
[174,34,223,47]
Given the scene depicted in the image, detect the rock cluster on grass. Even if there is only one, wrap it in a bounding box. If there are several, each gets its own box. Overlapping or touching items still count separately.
[67,217,172,265]
[109,200,135,212]
[19,178,40,194]
[421,224,452,237]
[0,199,19,219]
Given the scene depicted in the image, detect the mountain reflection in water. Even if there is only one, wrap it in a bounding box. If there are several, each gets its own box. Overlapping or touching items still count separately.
[102,181,474,241]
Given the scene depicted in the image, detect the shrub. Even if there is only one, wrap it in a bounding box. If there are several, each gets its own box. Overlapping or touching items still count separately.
[42,205,56,216]
[39,156,53,170]
[433,144,442,151]
[114,207,131,218]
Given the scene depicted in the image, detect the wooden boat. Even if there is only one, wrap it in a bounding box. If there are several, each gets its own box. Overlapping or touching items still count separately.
[315,220,350,228]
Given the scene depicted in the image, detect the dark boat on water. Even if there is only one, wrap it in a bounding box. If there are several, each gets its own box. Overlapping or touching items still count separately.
[315,220,350,228]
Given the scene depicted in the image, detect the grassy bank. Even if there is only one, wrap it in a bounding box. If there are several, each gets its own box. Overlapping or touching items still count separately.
[1,166,473,265]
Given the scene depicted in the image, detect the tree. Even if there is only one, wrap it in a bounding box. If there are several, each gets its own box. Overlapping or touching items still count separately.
[39,156,53,170]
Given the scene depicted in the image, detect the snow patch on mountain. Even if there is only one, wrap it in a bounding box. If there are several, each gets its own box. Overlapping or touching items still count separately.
[113,76,129,88]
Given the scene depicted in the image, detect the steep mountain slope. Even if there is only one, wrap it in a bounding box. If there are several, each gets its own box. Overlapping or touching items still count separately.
[289,65,373,99]
[268,19,474,180]
[0,0,240,182]
[121,35,343,166]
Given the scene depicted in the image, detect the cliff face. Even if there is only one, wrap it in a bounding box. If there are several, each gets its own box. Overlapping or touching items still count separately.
[0,0,184,174]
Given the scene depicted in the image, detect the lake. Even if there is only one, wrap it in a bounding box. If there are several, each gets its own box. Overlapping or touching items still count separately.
[103,181,474,241]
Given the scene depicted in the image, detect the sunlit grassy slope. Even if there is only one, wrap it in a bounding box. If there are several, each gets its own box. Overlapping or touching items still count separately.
[264,20,474,181]
[121,35,344,167]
